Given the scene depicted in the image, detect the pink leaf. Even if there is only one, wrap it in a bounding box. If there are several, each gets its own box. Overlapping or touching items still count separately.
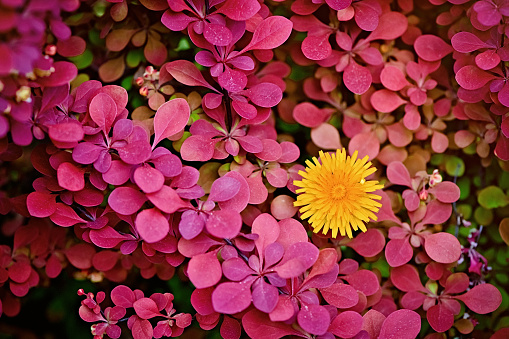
[380,66,410,91]
[206,209,242,239]
[135,208,169,243]
[245,83,283,108]
[108,187,146,215]
[209,176,241,202]
[132,319,153,339]
[181,135,216,161]
[344,270,380,296]
[385,238,413,267]
[365,12,408,41]
[213,281,253,314]
[252,213,280,258]
[57,162,85,192]
[66,243,95,269]
[371,89,406,112]
[428,182,460,203]
[48,122,84,143]
[451,32,489,53]
[293,102,329,128]
[321,283,359,309]
[166,60,218,91]
[455,283,502,314]
[134,165,164,193]
[455,65,496,90]
[329,311,363,338]
[111,285,136,308]
[275,242,319,278]
[153,98,190,147]
[188,251,222,289]
[390,264,425,292]
[133,298,161,319]
[444,273,470,294]
[414,35,453,61]
[146,185,189,214]
[297,304,330,335]
[378,309,421,339]
[240,16,293,53]
[427,304,454,333]
[255,139,283,162]
[420,200,452,225]
[431,131,448,153]
[401,290,425,310]
[311,123,342,150]
[50,203,86,227]
[301,33,332,60]
[218,171,250,212]
[362,310,386,339]
[349,131,379,160]
[217,0,261,21]
[343,62,372,94]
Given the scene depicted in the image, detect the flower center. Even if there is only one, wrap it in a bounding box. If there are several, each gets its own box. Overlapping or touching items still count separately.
[331,183,346,200]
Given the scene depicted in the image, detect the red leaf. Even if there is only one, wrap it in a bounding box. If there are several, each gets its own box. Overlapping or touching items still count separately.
[378,309,421,339]
[206,209,242,239]
[65,244,95,269]
[365,12,408,41]
[132,318,153,339]
[362,310,386,339]
[301,33,332,60]
[57,162,85,192]
[347,229,385,257]
[90,93,117,134]
[217,0,261,21]
[26,192,57,218]
[455,283,502,314]
[380,66,410,91]
[133,165,164,194]
[245,83,283,108]
[293,102,329,128]
[344,270,380,296]
[111,285,136,308]
[153,98,190,147]
[419,200,452,225]
[427,304,454,333]
[297,304,330,335]
[48,122,84,143]
[390,264,426,292]
[451,32,489,53]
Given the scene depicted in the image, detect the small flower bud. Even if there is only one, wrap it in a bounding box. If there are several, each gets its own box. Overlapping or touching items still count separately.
[15,86,31,102]
[139,86,149,96]
[419,188,428,200]
[45,44,57,56]
[135,77,144,87]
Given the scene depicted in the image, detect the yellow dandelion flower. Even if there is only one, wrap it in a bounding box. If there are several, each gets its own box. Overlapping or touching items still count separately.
[293,149,384,239]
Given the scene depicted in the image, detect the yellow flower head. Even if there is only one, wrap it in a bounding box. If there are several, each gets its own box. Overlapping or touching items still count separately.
[293,149,383,239]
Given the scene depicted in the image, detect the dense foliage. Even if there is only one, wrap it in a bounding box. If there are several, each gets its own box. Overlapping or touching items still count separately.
[0,0,508,338]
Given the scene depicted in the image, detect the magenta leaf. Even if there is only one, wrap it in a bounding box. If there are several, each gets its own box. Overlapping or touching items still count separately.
[135,208,169,243]
[362,310,386,339]
[212,281,253,314]
[380,66,410,91]
[111,285,136,308]
[146,185,189,213]
[419,200,452,225]
[344,270,380,296]
[451,32,489,53]
[240,16,293,53]
[365,12,408,41]
[275,242,319,278]
[252,213,280,259]
[153,98,190,147]
[133,165,164,193]
[347,229,386,257]
[48,122,84,143]
[222,257,253,282]
[57,162,85,192]
[132,319,153,339]
[133,298,161,319]
[252,279,279,313]
[329,311,363,338]
[414,35,453,61]
[427,304,454,333]
[302,33,332,61]
[455,283,502,314]
[378,309,421,339]
[209,176,241,202]
[188,251,222,289]
[245,83,283,108]
[218,171,250,212]
[243,309,302,338]
[297,304,330,335]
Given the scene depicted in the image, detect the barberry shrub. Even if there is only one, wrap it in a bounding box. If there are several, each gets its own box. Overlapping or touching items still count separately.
[0,0,508,338]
